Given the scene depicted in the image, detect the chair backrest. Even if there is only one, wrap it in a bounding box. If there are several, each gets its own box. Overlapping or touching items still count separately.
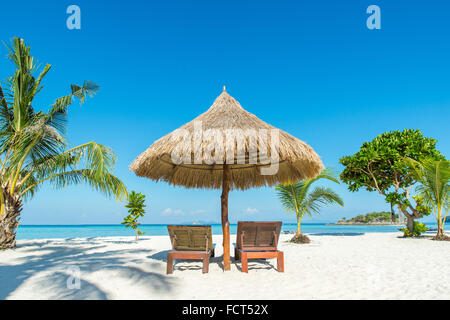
[236,221,282,250]
[167,225,213,252]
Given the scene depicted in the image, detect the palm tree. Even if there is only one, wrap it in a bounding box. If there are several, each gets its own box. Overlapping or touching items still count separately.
[406,158,450,239]
[0,38,127,249]
[275,168,344,243]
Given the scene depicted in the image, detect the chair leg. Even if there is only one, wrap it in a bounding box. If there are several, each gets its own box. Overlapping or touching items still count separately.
[234,247,240,260]
[211,247,215,258]
[167,252,174,274]
[202,254,209,274]
[277,251,284,273]
[241,251,248,273]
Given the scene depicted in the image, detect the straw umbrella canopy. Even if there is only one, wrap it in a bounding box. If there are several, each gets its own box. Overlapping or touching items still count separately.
[130,87,324,270]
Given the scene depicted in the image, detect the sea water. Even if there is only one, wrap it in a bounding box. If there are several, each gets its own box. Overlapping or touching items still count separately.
[15,223,444,240]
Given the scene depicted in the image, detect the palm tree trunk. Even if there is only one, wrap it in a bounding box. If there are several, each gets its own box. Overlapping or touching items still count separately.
[0,193,22,250]
[436,208,444,238]
[296,210,301,236]
[436,225,444,237]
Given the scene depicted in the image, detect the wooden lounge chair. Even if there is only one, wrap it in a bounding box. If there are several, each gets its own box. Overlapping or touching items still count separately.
[234,221,284,273]
[166,225,215,274]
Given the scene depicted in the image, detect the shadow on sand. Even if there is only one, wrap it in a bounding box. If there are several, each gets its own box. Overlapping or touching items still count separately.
[0,239,176,300]
[149,250,230,272]
[149,250,276,273]
[233,259,277,272]
[310,232,365,236]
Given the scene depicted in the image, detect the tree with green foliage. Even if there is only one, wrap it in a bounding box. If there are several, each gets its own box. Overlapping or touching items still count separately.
[122,191,147,241]
[339,129,445,235]
[275,168,344,243]
[0,38,128,249]
[406,158,449,240]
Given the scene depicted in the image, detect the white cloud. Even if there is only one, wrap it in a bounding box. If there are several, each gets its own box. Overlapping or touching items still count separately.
[189,209,206,215]
[244,207,259,214]
[162,208,184,215]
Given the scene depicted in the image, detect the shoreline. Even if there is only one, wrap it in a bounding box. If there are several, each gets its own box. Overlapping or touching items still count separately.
[14,230,403,242]
[1,232,450,300]
[16,223,411,240]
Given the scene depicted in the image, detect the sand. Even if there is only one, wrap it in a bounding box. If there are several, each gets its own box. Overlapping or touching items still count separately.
[0,232,449,300]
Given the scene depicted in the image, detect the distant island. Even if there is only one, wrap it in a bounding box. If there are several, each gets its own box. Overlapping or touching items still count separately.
[334,211,404,226]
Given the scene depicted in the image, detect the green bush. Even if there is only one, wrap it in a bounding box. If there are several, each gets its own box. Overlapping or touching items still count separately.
[400,222,428,237]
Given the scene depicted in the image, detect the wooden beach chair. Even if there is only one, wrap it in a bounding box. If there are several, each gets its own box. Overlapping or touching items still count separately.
[234,221,284,273]
[166,225,215,274]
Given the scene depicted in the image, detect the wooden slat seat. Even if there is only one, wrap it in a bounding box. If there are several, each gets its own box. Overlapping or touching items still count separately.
[234,221,284,273]
[166,225,215,274]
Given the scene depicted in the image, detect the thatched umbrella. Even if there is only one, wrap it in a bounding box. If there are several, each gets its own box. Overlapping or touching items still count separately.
[130,87,324,270]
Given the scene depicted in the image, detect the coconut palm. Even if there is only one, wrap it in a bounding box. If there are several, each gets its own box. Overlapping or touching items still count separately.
[275,168,344,243]
[0,38,127,249]
[406,158,450,239]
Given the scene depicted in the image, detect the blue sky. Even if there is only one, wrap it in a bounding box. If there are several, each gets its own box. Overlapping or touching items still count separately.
[1,0,449,224]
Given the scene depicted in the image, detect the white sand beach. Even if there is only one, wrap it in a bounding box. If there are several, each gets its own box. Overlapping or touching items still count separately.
[1,232,449,300]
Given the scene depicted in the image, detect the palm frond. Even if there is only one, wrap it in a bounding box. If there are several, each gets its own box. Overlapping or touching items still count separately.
[299,168,340,200]
[303,186,344,216]
[71,81,100,105]
[0,37,126,224]
[275,182,303,213]
[22,169,127,201]
[275,168,343,218]
[19,141,125,201]
[406,158,450,217]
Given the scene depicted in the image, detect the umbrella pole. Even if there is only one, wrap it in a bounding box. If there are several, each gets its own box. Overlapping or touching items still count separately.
[221,164,231,271]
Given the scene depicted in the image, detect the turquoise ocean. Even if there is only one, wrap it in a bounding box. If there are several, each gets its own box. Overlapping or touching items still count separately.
[16,223,445,240]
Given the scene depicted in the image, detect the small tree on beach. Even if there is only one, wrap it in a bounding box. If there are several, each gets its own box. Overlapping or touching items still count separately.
[275,168,344,243]
[406,158,450,240]
[339,129,445,235]
[0,38,128,249]
[122,191,147,241]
